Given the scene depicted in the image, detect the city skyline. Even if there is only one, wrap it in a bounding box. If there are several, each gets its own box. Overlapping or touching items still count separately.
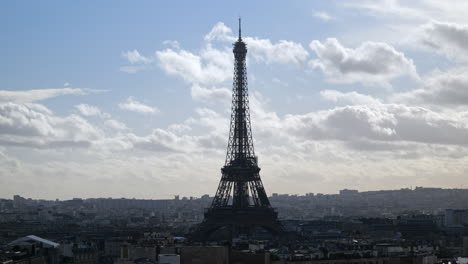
[2,1,468,199]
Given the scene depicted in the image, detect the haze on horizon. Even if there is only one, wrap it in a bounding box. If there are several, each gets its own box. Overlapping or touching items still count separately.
[2,0,468,200]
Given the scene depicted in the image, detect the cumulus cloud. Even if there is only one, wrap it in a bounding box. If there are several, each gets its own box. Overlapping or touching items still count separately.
[156,46,232,85]
[309,38,418,87]
[418,21,468,60]
[246,38,309,66]
[204,22,309,66]
[0,101,218,154]
[192,107,229,134]
[284,103,468,145]
[3,92,468,197]
[320,90,382,105]
[7,19,468,198]
[129,129,195,152]
[104,119,129,131]
[3,140,468,199]
[0,102,102,148]
[115,108,226,153]
[246,90,468,159]
[134,22,308,92]
[75,104,110,118]
[204,22,236,42]
[0,88,104,103]
[190,84,231,103]
[126,22,293,78]
[118,97,159,114]
[393,68,468,107]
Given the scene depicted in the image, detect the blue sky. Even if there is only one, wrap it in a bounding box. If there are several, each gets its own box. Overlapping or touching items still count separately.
[3,1,337,119]
[2,0,468,199]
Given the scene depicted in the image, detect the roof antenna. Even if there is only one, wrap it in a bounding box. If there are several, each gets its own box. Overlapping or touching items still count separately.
[238,16,242,40]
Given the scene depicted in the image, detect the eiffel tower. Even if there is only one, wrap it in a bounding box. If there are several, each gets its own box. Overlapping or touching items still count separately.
[196,19,284,240]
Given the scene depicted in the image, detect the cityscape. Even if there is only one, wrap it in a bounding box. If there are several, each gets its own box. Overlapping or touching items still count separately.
[3,1,468,264]
[2,187,468,263]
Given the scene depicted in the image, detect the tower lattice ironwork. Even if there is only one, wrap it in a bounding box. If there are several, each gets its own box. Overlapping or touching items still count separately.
[196,19,284,240]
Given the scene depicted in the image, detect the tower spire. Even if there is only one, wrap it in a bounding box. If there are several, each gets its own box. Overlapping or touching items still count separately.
[238,17,242,40]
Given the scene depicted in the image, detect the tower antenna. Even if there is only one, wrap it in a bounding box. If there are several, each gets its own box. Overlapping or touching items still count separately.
[238,16,242,40]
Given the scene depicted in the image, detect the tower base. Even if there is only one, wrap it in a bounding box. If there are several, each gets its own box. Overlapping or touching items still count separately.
[193,207,285,241]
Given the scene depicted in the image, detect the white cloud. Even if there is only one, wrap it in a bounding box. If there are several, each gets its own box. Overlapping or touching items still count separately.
[309,38,418,87]
[0,150,20,173]
[192,107,229,135]
[168,123,192,134]
[204,22,236,42]
[120,50,152,73]
[0,102,102,148]
[6,18,468,198]
[338,1,468,50]
[163,40,181,49]
[3,142,467,199]
[320,90,382,105]
[339,0,468,48]
[140,22,308,89]
[122,49,151,64]
[344,0,468,24]
[75,104,110,118]
[0,88,104,103]
[129,128,196,153]
[0,150,225,199]
[246,38,309,66]
[418,21,468,60]
[204,22,309,66]
[190,84,231,103]
[313,11,334,22]
[103,108,226,154]
[3,92,468,198]
[104,119,129,131]
[393,68,468,107]
[343,0,427,21]
[246,90,468,151]
[118,97,159,114]
[156,45,232,85]
[284,103,468,145]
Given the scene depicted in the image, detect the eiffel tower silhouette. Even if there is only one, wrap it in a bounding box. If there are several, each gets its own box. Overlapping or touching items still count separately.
[195,18,284,240]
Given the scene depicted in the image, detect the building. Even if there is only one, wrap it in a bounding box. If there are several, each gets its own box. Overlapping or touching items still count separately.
[2,235,61,264]
[158,254,180,264]
[179,246,229,264]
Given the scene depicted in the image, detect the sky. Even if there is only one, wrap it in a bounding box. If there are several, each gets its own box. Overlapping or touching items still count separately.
[2,0,468,199]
